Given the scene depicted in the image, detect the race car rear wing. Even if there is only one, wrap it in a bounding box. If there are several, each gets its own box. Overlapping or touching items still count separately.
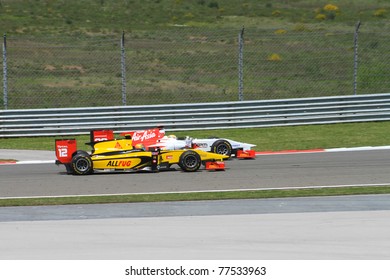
[90,129,114,142]
[55,139,77,164]
[56,130,114,164]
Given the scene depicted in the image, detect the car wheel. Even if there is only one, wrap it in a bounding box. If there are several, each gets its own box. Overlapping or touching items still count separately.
[178,150,201,172]
[211,140,232,157]
[71,153,93,175]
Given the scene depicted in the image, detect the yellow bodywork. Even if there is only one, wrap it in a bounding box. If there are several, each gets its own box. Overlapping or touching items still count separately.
[159,149,228,162]
[92,139,134,154]
[89,138,228,171]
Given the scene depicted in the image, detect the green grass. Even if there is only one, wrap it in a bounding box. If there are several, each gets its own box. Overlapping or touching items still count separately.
[2,0,390,108]
[2,121,390,152]
[1,186,390,207]
[1,0,390,34]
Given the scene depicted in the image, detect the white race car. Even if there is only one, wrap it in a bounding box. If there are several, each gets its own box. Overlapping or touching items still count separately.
[119,127,256,158]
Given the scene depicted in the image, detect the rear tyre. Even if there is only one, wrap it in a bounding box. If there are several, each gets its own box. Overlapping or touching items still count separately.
[71,153,93,175]
[178,150,201,172]
[211,140,232,157]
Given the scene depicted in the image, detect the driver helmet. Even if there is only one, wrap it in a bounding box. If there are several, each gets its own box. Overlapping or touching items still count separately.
[134,143,145,150]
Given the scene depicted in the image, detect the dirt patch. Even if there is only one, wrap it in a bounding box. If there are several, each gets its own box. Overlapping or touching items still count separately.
[44,64,56,71]
[62,65,85,73]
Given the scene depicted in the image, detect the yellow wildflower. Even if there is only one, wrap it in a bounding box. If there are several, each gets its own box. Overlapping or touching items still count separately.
[315,13,326,20]
[324,4,339,12]
[374,9,386,17]
[274,29,287,35]
[268,53,282,61]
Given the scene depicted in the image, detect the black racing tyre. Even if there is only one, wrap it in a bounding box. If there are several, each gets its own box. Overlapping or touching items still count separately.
[71,153,93,175]
[211,139,232,157]
[178,150,201,172]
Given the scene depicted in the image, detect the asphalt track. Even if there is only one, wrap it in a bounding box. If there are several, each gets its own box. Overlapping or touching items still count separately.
[1,149,390,259]
[1,197,390,259]
[1,149,390,197]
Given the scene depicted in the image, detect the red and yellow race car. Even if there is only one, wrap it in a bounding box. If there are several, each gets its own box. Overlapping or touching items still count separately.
[55,130,228,175]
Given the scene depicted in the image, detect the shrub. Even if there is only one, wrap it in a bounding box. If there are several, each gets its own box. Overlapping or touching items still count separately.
[274,29,287,35]
[323,4,339,12]
[268,53,282,61]
[315,13,326,21]
[373,9,386,17]
[315,3,340,20]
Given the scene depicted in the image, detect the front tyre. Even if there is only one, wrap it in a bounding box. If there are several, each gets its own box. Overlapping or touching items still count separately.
[211,140,232,157]
[178,150,201,172]
[71,154,93,175]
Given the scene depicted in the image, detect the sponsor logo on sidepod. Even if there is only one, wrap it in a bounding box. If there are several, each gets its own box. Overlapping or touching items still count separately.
[196,143,208,148]
[107,160,132,167]
[132,130,157,142]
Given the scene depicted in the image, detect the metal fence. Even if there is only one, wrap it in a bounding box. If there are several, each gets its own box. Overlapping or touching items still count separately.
[2,24,390,109]
[2,93,390,138]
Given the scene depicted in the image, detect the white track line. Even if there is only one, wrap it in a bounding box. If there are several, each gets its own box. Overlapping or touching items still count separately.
[1,183,390,200]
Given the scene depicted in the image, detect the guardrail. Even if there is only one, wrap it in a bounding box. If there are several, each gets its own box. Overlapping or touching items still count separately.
[2,93,390,137]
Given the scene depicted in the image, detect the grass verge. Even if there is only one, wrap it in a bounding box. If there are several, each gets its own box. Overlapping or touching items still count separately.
[2,122,390,152]
[1,186,390,207]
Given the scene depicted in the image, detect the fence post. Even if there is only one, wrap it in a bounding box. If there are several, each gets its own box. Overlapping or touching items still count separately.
[353,21,361,96]
[3,33,8,110]
[121,31,127,106]
[238,27,245,101]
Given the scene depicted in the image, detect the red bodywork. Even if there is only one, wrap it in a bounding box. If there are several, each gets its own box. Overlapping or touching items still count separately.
[55,139,77,164]
[236,149,256,159]
[120,128,200,150]
[91,130,114,142]
[205,161,226,170]
[120,128,165,147]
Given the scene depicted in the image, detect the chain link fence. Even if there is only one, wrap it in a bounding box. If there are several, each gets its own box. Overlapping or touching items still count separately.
[2,35,121,109]
[2,24,390,109]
